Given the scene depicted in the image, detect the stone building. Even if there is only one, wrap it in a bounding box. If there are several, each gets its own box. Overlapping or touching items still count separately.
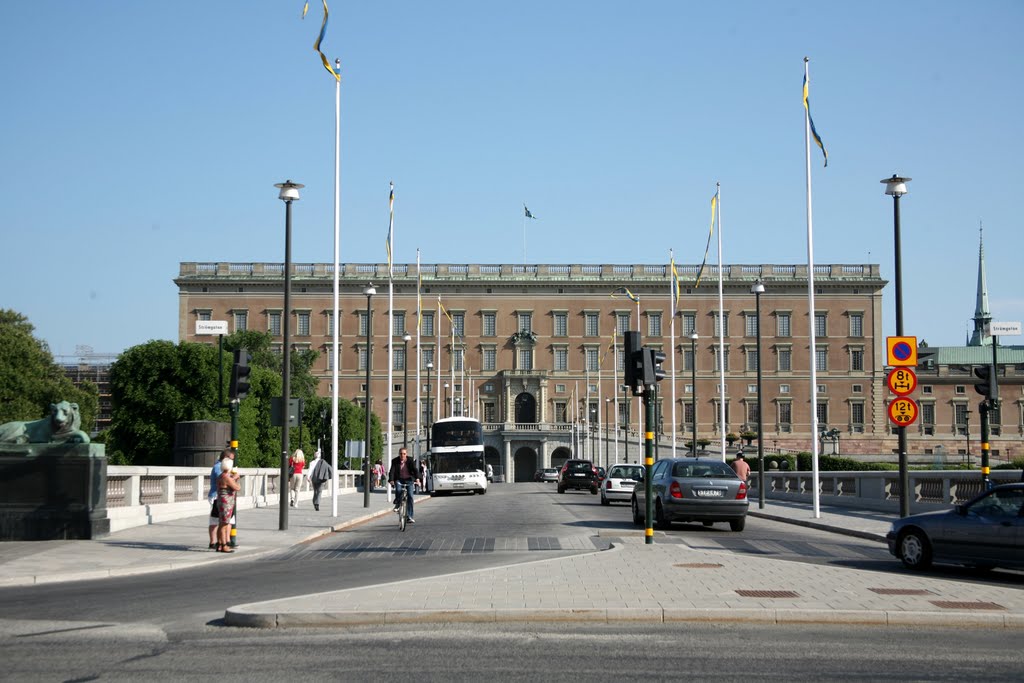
[176,261,892,479]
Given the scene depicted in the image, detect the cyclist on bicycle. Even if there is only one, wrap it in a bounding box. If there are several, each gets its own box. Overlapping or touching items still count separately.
[388,447,421,523]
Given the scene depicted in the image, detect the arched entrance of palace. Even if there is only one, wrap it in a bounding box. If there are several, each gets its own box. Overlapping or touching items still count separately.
[550,446,572,470]
[513,446,538,482]
[514,392,536,423]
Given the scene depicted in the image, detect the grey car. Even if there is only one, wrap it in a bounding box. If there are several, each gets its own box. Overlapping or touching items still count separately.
[886,483,1024,570]
[632,457,749,531]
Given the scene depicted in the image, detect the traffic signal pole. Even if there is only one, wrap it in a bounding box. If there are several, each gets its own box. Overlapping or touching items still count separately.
[643,383,655,546]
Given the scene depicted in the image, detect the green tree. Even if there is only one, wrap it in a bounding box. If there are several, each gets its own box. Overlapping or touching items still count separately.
[0,310,97,430]
[106,340,225,465]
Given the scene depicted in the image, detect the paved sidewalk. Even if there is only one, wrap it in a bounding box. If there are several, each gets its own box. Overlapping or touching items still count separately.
[0,488,407,587]
[2,493,1021,629]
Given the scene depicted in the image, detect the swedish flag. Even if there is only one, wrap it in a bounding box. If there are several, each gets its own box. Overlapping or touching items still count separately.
[803,73,827,167]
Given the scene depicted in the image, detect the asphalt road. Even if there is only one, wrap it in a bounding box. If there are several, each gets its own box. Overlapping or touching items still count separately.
[1,484,1021,680]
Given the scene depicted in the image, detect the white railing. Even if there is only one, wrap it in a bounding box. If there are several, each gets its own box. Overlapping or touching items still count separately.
[104,466,363,533]
[747,469,1022,514]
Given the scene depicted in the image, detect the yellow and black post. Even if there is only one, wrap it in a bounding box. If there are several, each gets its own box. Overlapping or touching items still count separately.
[643,382,655,545]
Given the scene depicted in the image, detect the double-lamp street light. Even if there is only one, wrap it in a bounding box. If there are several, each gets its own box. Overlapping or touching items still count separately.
[689,332,698,456]
[275,179,302,531]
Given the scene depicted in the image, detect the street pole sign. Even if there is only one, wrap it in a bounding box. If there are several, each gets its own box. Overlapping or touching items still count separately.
[888,397,919,427]
[886,336,917,367]
[987,321,1021,336]
[196,320,229,336]
[886,367,917,396]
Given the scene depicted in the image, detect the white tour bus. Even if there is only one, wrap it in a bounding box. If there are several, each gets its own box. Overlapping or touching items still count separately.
[429,417,488,495]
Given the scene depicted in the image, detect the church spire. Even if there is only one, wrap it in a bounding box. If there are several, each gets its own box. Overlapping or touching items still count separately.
[969,223,991,346]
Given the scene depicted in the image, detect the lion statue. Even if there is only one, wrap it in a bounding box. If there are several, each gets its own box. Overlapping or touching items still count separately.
[0,401,91,445]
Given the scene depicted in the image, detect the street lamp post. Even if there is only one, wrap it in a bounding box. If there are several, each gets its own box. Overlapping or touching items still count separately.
[751,280,766,509]
[426,361,433,452]
[402,333,411,451]
[964,409,972,468]
[882,174,911,518]
[690,332,698,457]
[621,384,629,462]
[604,397,611,467]
[362,283,376,508]
[274,179,302,531]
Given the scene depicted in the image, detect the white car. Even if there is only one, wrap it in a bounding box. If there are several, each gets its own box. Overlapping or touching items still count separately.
[601,463,644,505]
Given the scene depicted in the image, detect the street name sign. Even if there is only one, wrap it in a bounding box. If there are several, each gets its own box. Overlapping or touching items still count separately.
[887,367,917,396]
[886,336,917,367]
[987,321,1022,336]
[888,397,919,427]
[196,320,228,336]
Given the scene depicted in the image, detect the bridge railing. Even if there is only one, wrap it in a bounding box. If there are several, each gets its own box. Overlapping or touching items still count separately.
[747,469,1021,514]
[105,466,363,533]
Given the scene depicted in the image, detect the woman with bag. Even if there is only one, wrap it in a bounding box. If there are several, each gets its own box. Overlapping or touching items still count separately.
[215,454,241,553]
[289,449,306,507]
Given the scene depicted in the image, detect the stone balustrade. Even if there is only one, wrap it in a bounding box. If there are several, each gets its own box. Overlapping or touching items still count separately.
[105,466,363,533]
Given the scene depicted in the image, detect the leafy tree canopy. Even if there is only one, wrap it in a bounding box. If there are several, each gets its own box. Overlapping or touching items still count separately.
[0,310,97,430]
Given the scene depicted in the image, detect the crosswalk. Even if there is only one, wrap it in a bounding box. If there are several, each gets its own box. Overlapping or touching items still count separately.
[266,534,610,560]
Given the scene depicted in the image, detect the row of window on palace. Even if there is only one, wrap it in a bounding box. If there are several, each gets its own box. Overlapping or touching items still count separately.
[371,394,1008,435]
[203,309,866,341]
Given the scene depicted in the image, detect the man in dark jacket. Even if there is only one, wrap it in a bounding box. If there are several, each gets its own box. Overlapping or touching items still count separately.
[388,448,421,522]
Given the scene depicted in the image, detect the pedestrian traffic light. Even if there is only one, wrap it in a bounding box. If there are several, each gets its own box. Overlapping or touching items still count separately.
[623,331,644,395]
[641,348,667,385]
[229,348,251,401]
[973,364,997,402]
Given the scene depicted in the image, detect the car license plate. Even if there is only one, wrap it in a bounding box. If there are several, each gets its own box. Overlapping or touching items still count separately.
[573,473,585,477]
[453,483,464,488]
[696,489,723,497]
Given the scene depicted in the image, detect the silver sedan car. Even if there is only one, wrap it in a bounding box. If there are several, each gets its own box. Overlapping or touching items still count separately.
[631,457,749,531]
[601,463,643,505]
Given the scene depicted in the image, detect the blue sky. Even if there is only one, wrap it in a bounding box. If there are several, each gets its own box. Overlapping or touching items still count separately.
[3,1,1022,357]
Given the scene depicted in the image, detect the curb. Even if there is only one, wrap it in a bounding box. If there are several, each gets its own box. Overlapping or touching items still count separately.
[747,510,889,543]
[223,606,1024,630]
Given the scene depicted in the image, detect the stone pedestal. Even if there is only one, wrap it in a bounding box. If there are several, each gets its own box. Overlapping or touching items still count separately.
[0,443,109,540]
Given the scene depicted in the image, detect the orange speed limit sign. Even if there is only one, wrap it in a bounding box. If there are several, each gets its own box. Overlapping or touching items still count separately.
[888,397,918,427]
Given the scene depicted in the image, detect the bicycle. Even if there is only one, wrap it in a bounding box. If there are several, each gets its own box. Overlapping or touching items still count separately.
[393,483,409,532]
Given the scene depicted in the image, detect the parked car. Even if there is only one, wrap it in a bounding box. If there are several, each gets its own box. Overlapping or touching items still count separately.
[887,483,1024,571]
[557,459,599,494]
[601,463,643,505]
[540,468,559,483]
[631,457,748,531]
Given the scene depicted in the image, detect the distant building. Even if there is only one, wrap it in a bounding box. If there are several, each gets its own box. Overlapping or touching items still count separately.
[907,232,1023,464]
[58,352,117,436]
[176,260,892,476]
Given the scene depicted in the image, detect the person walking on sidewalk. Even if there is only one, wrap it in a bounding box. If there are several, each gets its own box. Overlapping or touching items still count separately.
[388,447,421,523]
[216,453,241,553]
[208,448,234,549]
[289,449,306,507]
[308,448,333,511]
[731,451,751,483]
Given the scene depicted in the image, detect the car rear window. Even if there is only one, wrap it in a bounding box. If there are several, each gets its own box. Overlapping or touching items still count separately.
[609,466,642,480]
[567,461,592,472]
[671,462,737,478]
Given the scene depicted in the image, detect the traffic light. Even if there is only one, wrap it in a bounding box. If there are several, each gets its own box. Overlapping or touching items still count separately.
[973,364,997,402]
[623,331,643,395]
[641,348,667,385]
[229,348,251,401]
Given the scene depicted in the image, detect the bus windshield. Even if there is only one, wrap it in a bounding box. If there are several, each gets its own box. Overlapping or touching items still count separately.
[432,421,483,448]
[433,453,484,474]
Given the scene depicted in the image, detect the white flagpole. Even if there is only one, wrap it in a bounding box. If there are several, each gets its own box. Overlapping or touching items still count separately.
[716,182,727,462]
[635,297,641,462]
[331,58,341,518]
[669,249,677,458]
[804,57,821,517]
[386,183,395,467]
[435,298,441,422]
[415,250,422,459]
[585,366,591,461]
